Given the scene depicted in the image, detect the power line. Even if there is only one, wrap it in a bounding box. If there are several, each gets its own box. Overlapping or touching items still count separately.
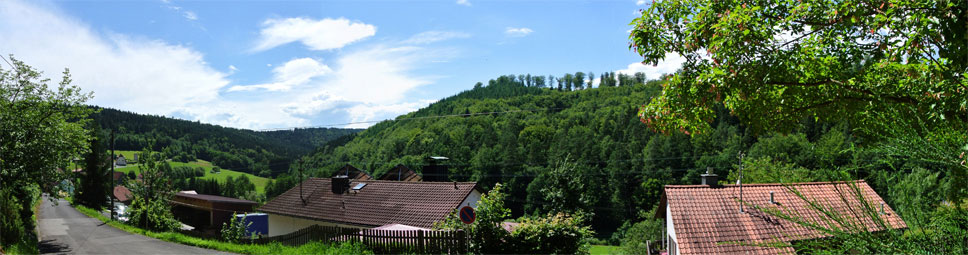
[0,54,14,70]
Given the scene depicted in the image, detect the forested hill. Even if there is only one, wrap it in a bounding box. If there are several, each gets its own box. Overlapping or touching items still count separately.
[90,107,361,176]
[289,73,873,239]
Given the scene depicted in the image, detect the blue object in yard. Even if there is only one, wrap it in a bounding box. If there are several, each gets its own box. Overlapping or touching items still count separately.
[236,213,268,237]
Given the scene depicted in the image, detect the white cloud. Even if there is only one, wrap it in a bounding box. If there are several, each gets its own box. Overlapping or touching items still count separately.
[505,27,533,37]
[281,45,451,126]
[456,0,471,6]
[636,0,646,5]
[183,11,197,20]
[253,17,376,52]
[0,0,229,118]
[229,58,331,92]
[0,1,452,130]
[403,31,470,44]
[615,52,686,80]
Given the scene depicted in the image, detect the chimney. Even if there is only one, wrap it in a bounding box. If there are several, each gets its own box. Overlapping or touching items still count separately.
[332,175,350,194]
[423,156,450,182]
[701,167,719,187]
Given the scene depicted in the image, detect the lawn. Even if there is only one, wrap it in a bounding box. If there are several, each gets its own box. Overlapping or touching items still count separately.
[590,245,621,255]
[115,156,269,194]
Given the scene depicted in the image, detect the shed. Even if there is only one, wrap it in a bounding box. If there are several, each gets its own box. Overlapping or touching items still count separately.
[171,192,258,230]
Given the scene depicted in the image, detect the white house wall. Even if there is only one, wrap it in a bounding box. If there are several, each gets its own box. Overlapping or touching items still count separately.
[667,203,680,255]
[267,213,365,237]
[458,189,482,209]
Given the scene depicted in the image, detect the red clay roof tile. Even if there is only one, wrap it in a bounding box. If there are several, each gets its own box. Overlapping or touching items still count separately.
[664,180,906,255]
[258,177,477,228]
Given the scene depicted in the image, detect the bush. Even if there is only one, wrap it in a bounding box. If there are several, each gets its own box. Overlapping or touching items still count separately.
[221,214,252,243]
[0,187,26,246]
[127,196,180,232]
[510,213,595,254]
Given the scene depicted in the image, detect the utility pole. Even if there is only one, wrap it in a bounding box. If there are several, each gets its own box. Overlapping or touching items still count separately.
[110,130,116,220]
[738,151,745,213]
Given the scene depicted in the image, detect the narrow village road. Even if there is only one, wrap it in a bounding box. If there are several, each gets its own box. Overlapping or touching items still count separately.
[37,195,229,254]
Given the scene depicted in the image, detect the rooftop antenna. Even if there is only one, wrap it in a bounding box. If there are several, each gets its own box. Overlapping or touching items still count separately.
[738,151,745,213]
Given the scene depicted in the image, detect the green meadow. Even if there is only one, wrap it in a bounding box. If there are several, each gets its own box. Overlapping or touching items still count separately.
[113,150,269,193]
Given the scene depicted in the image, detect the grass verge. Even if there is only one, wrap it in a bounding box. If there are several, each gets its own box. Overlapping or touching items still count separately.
[73,205,371,254]
[590,245,622,255]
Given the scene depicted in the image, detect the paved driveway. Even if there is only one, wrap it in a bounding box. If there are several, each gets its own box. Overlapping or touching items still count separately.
[37,195,229,254]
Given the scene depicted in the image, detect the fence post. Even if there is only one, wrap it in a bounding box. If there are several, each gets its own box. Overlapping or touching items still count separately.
[417,230,425,254]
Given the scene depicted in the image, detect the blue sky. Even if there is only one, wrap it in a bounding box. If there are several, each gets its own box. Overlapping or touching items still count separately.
[0,0,683,130]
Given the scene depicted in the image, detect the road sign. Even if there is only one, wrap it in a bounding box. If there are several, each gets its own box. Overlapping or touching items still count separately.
[459,206,475,224]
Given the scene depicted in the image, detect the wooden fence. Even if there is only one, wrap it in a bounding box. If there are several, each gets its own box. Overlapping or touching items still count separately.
[245,225,467,254]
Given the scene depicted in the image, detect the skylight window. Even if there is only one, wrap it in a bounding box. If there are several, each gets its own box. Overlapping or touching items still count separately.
[352,183,367,191]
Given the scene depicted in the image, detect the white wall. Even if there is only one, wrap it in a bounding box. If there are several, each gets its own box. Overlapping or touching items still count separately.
[459,189,482,209]
[666,203,680,255]
[267,214,363,236]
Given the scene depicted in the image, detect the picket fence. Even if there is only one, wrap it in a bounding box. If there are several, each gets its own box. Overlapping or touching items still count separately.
[246,225,467,254]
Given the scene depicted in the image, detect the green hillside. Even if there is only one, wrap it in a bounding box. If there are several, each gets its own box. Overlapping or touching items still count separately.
[92,107,361,177]
[282,73,920,240]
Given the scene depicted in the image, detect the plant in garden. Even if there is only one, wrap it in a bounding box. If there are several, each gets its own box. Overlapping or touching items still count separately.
[510,212,594,255]
[221,214,252,244]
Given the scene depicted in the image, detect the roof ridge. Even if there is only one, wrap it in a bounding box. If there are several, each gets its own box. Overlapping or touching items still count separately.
[664,180,865,189]
[307,177,477,185]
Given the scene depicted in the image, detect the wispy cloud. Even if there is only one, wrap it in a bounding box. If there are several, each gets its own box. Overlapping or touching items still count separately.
[636,0,646,6]
[403,31,470,44]
[228,58,331,92]
[505,27,533,37]
[183,11,197,20]
[456,0,471,6]
[0,0,229,121]
[253,17,376,52]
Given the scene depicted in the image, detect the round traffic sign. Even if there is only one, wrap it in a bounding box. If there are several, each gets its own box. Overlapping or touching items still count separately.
[459,206,475,224]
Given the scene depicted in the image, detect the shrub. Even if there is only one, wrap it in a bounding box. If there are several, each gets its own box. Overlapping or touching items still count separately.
[221,214,252,243]
[510,213,594,254]
[127,196,180,231]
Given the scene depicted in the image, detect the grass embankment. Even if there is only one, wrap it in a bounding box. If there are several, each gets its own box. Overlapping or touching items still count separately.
[73,205,371,254]
[114,150,269,193]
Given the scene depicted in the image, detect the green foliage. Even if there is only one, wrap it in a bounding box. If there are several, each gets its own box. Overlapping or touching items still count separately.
[631,0,968,136]
[221,214,252,243]
[435,183,511,254]
[127,147,179,231]
[0,56,92,250]
[436,184,594,254]
[539,156,598,215]
[725,156,816,184]
[617,207,664,254]
[511,213,595,254]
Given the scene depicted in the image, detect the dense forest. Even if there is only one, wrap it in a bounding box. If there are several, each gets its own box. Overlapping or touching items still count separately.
[90,107,360,177]
[269,73,962,242]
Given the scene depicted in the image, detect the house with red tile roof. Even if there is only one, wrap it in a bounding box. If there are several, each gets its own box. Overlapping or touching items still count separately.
[660,174,906,255]
[258,177,482,236]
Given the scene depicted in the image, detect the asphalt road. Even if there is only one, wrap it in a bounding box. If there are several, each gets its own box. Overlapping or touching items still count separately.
[37,195,229,254]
